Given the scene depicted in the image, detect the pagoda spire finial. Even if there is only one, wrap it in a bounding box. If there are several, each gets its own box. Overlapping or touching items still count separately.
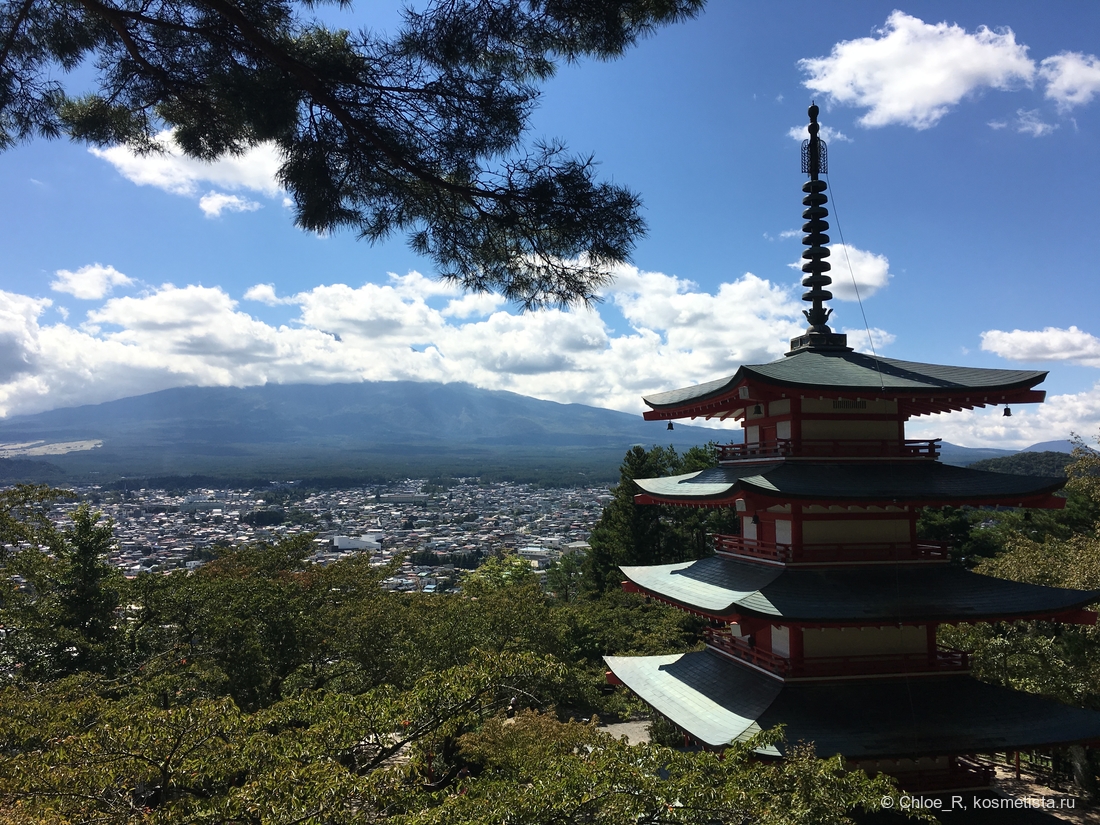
[788,103,851,355]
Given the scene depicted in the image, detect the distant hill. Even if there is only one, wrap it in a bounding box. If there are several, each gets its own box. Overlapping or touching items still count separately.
[968,451,1074,477]
[0,382,1069,485]
[937,443,1015,467]
[0,382,732,485]
[1023,439,1076,454]
[0,457,67,484]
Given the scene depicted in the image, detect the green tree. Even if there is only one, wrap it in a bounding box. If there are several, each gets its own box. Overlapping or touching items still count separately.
[584,445,680,593]
[2,503,124,678]
[56,504,123,673]
[0,493,911,825]
[940,435,1100,712]
[0,652,570,824]
[0,0,704,307]
[546,550,585,602]
[126,534,410,709]
[0,484,67,550]
[437,713,901,825]
[916,505,1004,564]
[584,444,736,593]
[554,589,702,662]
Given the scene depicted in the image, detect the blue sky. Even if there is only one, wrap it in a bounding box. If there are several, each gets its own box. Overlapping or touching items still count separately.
[3,1,1100,448]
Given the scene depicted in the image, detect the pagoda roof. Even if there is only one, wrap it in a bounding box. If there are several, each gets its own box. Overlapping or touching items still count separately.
[620,557,1099,623]
[642,350,1047,419]
[604,651,1100,756]
[632,462,1065,508]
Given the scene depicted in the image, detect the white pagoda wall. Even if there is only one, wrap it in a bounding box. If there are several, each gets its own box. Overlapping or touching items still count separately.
[802,625,927,657]
[801,518,910,544]
[800,418,900,441]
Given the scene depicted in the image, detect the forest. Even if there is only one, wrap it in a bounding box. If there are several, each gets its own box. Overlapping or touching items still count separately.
[1,440,1099,823]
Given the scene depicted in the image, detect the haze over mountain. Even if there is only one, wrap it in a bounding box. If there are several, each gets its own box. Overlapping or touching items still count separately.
[0,382,1063,485]
[0,382,730,484]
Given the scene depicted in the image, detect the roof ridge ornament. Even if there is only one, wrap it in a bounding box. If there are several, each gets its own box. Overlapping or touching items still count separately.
[787,103,852,356]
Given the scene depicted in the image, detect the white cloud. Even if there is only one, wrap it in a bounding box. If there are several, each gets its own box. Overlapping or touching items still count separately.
[0,265,816,420]
[908,383,1100,450]
[988,120,1009,130]
[441,292,507,318]
[981,326,1100,366]
[790,243,892,301]
[389,270,462,300]
[243,283,287,305]
[16,267,1100,448]
[1040,52,1100,110]
[1014,108,1057,137]
[199,191,262,217]
[786,125,852,143]
[50,263,134,300]
[842,326,896,354]
[0,291,51,384]
[606,267,806,376]
[90,130,282,215]
[799,11,1035,129]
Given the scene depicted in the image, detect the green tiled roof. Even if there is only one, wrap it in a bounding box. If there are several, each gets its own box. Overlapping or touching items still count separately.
[606,651,1100,756]
[632,462,1064,504]
[643,350,1047,409]
[604,653,782,753]
[621,557,1100,622]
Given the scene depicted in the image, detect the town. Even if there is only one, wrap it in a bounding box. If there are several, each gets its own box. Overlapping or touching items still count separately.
[46,481,610,592]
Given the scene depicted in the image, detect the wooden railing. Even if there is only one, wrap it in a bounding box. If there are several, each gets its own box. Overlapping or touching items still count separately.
[704,629,790,675]
[704,628,969,678]
[789,647,969,678]
[716,438,941,461]
[713,535,795,563]
[713,534,950,564]
[895,760,993,792]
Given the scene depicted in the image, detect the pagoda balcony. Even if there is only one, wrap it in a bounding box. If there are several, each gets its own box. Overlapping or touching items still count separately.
[716,438,941,461]
[713,534,950,564]
[704,628,970,679]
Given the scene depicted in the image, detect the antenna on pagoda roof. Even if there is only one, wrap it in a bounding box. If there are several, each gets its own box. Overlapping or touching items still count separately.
[787,102,851,356]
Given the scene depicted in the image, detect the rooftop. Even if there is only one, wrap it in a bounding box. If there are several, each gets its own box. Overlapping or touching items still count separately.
[621,557,1100,623]
[632,461,1066,508]
[642,350,1048,420]
[605,651,1100,757]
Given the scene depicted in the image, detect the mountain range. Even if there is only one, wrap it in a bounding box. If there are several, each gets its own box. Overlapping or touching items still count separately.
[0,382,1065,486]
[0,382,731,485]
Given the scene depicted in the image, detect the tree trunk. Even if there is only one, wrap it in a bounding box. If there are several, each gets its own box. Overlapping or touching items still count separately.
[1069,744,1097,801]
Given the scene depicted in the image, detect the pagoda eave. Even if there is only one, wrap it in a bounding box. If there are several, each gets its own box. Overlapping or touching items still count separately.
[619,558,1100,624]
[632,462,1067,510]
[642,387,1047,423]
[641,353,1049,422]
[634,490,1067,510]
[627,585,1098,628]
[604,651,1100,758]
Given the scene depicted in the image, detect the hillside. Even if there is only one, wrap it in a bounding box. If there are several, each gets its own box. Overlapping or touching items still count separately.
[0,382,732,485]
[968,450,1075,477]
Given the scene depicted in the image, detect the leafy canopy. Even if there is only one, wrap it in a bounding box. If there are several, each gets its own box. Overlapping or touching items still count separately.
[940,435,1100,710]
[583,443,737,593]
[0,0,705,307]
[0,481,905,824]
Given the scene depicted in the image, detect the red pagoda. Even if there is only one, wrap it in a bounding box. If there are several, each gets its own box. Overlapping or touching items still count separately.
[605,105,1100,793]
